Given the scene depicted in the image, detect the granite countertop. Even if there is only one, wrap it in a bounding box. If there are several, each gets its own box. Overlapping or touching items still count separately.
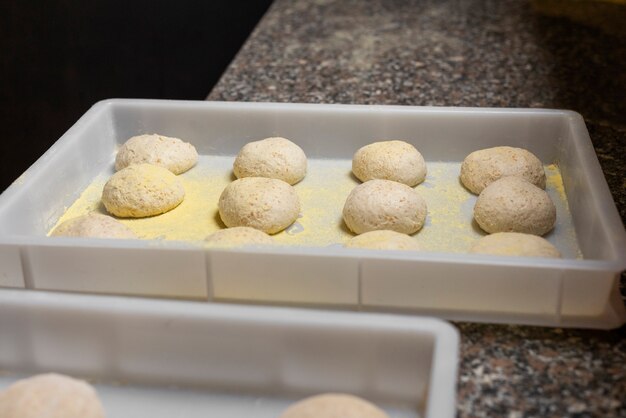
[208,0,626,416]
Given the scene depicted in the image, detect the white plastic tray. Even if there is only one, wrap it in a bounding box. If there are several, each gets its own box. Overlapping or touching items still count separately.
[0,100,624,329]
[0,289,459,418]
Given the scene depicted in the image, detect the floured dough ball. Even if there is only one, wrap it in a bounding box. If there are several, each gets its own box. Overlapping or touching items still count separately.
[474,176,556,236]
[115,133,198,175]
[51,213,136,239]
[0,373,105,418]
[470,232,561,258]
[233,137,307,185]
[343,179,427,235]
[205,226,273,247]
[345,230,421,251]
[218,177,300,234]
[280,393,389,418]
[102,163,185,218]
[460,146,546,194]
[352,140,427,186]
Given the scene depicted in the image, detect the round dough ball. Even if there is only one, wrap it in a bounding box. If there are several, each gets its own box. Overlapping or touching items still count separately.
[343,179,427,235]
[0,373,105,418]
[470,232,561,258]
[280,393,389,418]
[115,134,198,175]
[474,176,556,236]
[460,146,546,194]
[205,227,273,247]
[233,137,307,185]
[218,177,300,234]
[352,140,427,186]
[102,163,185,218]
[51,213,136,239]
[345,230,421,251]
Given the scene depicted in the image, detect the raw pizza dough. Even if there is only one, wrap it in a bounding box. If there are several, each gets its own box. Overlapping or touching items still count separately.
[280,393,389,418]
[460,146,546,194]
[345,230,421,251]
[474,176,556,236]
[233,137,307,185]
[102,163,185,218]
[205,226,273,247]
[343,179,427,235]
[218,177,300,234]
[115,134,198,175]
[51,213,136,239]
[470,232,561,258]
[352,140,427,186]
[0,374,105,418]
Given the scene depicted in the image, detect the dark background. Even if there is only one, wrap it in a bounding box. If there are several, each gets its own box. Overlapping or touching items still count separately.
[0,0,273,192]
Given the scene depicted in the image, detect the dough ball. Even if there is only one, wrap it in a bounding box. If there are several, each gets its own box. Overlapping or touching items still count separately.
[0,373,105,418]
[233,137,307,185]
[115,134,198,175]
[352,140,427,186]
[218,177,300,234]
[345,230,421,251]
[460,146,546,194]
[470,232,561,258]
[343,179,427,235]
[474,176,556,236]
[280,393,389,418]
[205,227,273,247]
[102,163,185,218]
[51,213,136,239]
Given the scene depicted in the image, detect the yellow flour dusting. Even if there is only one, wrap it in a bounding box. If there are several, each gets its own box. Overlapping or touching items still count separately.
[54,157,232,242]
[51,159,580,258]
[544,163,582,258]
[275,160,355,246]
[414,163,478,253]
[53,157,356,245]
[545,164,567,201]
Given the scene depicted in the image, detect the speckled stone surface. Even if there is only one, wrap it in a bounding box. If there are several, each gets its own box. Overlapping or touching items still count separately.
[208,0,626,416]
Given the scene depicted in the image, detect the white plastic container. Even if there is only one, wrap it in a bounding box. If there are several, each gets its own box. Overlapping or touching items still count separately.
[0,100,624,329]
[0,289,459,418]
